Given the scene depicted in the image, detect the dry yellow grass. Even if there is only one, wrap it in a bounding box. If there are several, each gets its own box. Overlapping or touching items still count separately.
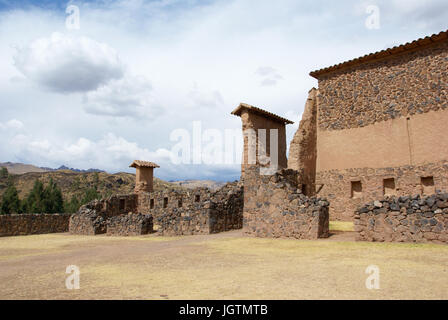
[330,221,354,232]
[0,231,447,300]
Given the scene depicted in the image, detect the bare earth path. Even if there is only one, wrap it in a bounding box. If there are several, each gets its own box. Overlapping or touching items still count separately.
[0,230,447,300]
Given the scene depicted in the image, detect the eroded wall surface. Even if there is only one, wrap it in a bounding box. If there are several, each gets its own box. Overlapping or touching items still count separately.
[288,88,318,196]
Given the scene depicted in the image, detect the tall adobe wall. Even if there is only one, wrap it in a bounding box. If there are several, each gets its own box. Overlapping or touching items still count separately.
[288,88,318,196]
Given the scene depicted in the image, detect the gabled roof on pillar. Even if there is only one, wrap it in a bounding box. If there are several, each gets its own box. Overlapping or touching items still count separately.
[129,160,160,168]
[231,103,294,124]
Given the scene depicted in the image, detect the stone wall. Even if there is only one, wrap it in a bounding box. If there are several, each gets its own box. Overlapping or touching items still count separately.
[69,194,138,235]
[288,88,318,196]
[316,160,448,221]
[354,193,448,243]
[139,183,244,236]
[243,167,329,239]
[316,40,448,131]
[107,213,153,236]
[0,214,70,237]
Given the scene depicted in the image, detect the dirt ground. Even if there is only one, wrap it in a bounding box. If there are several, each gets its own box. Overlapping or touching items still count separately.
[0,226,447,300]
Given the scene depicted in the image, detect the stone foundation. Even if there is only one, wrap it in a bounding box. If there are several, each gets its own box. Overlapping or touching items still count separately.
[317,160,448,221]
[0,214,70,237]
[243,167,329,239]
[354,193,448,244]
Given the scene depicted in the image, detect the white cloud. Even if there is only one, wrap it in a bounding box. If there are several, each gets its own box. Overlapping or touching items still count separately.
[13,32,124,93]
[84,74,162,119]
[188,84,224,108]
[255,66,283,87]
[0,119,24,130]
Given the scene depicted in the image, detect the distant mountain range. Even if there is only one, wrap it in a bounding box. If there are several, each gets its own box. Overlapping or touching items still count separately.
[0,162,229,192]
[0,162,104,175]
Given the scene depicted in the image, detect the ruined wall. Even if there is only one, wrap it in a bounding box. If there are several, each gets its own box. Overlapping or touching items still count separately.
[313,40,448,220]
[288,88,318,196]
[354,193,448,243]
[317,160,448,221]
[138,183,243,236]
[0,214,70,237]
[69,194,138,235]
[209,182,244,233]
[243,167,329,239]
[107,213,153,236]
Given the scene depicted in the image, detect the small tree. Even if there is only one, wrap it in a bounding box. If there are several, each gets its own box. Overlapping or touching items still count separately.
[81,188,101,205]
[64,195,80,213]
[43,178,64,213]
[0,167,8,179]
[23,179,45,213]
[1,181,20,214]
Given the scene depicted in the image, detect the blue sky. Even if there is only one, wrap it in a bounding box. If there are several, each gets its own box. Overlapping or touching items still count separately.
[0,0,447,181]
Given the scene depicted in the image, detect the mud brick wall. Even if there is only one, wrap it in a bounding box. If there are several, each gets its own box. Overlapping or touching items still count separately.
[288,88,318,196]
[243,167,329,239]
[316,160,448,221]
[0,214,70,237]
[316,40,448,131]
[354,193,448,244]
[69,194,138,235]
[107,214,153,236]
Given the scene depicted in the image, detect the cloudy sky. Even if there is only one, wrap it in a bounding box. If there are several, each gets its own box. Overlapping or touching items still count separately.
[0,0,447,181]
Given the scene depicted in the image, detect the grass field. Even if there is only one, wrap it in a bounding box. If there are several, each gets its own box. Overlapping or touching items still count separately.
[0,229,447,300]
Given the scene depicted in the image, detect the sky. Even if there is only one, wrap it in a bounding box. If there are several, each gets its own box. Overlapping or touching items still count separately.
[0,0,447,181]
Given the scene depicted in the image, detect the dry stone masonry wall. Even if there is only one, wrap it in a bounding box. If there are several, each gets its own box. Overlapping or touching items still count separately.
[0,214,70,237]
[138,183,243,236]
[243,167,329,239]
[69,194,138,235]
[107,213,153,236]
[354,193,448,243]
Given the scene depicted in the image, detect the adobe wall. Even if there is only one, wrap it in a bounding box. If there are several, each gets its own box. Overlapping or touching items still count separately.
[240,110,288,177]
[288,88,318,196]
[354,193,448,243]
[0,214,70,237]
[312,40,448,220]
[243,167,329,239]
